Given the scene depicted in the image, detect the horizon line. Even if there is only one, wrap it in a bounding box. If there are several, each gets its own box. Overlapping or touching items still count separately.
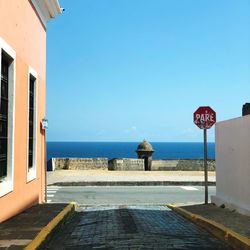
[46,141,215,143]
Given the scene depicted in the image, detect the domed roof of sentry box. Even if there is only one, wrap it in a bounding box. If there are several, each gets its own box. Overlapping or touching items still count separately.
[136,140,154,152]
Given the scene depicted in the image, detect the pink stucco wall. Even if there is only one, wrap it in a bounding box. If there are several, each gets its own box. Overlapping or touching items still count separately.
[0,0,46,222]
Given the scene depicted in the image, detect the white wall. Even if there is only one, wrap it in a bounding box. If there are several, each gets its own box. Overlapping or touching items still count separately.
[211,115,250,216]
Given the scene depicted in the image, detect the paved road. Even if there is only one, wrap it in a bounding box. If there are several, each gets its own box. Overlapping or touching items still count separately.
[43,205,230,250]
[47,186,216,205]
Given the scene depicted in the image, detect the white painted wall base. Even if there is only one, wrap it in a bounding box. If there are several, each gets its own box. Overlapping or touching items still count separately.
[211,195,250,216]
[213,115,250,216]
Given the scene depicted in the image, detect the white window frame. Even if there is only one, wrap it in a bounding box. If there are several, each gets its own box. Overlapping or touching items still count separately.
[27,66,38,182]
[0,37,16,197]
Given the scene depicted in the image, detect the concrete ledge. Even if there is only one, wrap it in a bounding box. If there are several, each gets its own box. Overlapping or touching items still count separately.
[50,181,216,186]
[24,202,78,250]
[167,204,250,250]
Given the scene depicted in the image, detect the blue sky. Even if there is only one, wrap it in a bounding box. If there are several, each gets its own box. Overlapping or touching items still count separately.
[46,0,249,142]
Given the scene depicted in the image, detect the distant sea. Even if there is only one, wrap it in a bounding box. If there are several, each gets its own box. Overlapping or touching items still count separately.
[47,142,215,160]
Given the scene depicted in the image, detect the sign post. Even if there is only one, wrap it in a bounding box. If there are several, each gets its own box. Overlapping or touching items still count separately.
[203,128,208,204]
[41,118,48,203]
[193,106,216,204]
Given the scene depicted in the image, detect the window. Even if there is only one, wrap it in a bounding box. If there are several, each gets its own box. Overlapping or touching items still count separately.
[28,75,35,169]
[0,55,9,178]
[27,67,37,182]
[0,37,16,197]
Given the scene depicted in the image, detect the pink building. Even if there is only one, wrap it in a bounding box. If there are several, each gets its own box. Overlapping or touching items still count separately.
[0,0,62,222]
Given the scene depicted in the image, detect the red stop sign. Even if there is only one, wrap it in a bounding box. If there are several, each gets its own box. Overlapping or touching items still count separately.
[194,106,216,129]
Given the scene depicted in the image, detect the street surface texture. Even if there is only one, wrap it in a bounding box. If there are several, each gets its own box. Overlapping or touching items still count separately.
[43,205,231,250]
[47,186,216,205]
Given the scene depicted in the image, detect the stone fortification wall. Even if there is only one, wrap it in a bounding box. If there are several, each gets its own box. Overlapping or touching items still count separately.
[50,158,108,171]
[108,158,144,171]
[47,158,215,171]
[152,159,215,171]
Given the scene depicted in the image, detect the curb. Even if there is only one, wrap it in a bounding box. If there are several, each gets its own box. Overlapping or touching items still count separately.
[49,181,216,186]
[24,202,78,250]
[167,204,250,250]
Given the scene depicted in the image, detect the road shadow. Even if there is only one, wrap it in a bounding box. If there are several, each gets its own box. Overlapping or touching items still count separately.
[42,206,232,250]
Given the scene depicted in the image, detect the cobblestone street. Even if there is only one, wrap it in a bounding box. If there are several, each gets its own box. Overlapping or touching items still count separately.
[43,205,231,250]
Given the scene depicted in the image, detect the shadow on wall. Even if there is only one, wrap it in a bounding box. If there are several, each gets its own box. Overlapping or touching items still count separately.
[0,195,39,223]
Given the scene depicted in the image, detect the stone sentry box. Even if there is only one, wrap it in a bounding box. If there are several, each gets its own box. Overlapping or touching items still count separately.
[136,140,154,171]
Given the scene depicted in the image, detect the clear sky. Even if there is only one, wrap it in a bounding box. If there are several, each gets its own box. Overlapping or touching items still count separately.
[46,0,249,142]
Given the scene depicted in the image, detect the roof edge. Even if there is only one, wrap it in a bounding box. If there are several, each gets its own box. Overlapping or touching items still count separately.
[31,0,62,28]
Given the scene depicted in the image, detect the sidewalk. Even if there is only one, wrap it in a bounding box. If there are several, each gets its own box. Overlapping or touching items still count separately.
[0,203,76,250]
[1,202,249,249]
[167,203,250,249]
[47,170,216,186]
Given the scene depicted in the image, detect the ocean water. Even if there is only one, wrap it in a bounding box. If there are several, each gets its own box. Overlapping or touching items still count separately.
[47,142,215,160]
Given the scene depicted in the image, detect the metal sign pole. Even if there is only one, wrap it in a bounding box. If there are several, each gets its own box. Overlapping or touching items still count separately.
[42,118,48,203]
[194,106,216,204]
[204,128,208,204]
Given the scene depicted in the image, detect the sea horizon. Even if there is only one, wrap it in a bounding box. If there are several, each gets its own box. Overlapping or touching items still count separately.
[47,141,215,161]
[47,140,215,143]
